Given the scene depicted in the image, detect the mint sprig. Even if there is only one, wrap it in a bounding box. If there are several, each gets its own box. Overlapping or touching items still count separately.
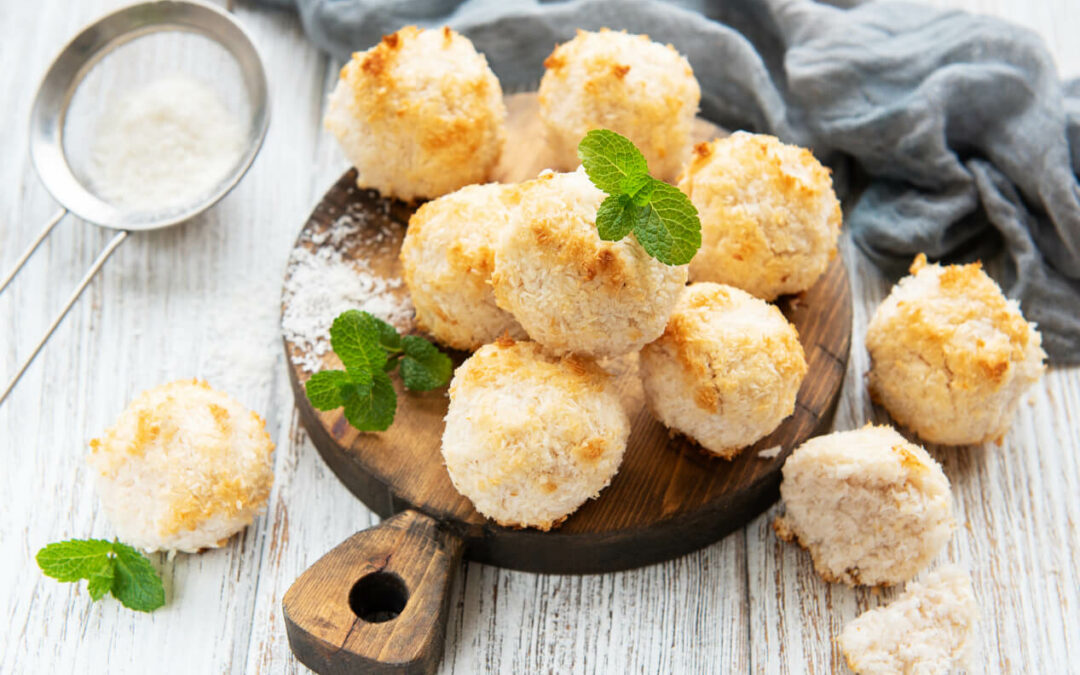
[36,539,165,612]
[305,310,453,431]
[578,129,701,265]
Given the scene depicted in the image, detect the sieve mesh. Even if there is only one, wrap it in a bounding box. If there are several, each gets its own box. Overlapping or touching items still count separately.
[61,29,254,217]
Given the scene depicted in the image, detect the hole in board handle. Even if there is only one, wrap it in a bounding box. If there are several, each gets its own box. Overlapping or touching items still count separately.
[349,571,409,623]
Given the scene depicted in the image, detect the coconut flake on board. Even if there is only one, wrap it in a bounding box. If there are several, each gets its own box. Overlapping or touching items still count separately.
[758,445,783,459]
[282,210,414,373]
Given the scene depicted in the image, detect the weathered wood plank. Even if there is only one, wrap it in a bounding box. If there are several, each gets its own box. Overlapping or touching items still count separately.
[1,1,1077,674]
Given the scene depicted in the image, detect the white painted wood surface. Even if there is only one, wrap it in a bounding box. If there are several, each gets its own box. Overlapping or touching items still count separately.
[1,1,1077,672]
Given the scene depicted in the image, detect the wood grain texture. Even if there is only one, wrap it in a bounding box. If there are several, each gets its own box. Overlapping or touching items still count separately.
[2,1,1078,673]
[283,510,464,675]
[284,95,851,574]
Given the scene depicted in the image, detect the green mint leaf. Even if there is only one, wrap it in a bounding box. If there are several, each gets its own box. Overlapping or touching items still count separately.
[400,336,453,391]
[371,316,403,354]
[313,310,451,432]
[329,310,386,381]
[342,370,397,431]
[631,180,701,266]
[305,370,351,410]
[578,131,701,266]
[577,129,648,195]
[595,194,638,242]
[36,539,115,582]
[36,539,164,612]
[621,173,655,206]
[110,542,165,613]
[87,567,115,601]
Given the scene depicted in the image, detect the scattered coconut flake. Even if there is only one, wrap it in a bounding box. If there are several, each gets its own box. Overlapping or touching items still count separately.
[201,277,280,404]
[758,445,783,459]
[282,244,413,373]
[309,213,361,247]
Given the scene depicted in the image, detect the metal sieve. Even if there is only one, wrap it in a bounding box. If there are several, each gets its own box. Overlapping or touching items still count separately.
[0,0,270,405]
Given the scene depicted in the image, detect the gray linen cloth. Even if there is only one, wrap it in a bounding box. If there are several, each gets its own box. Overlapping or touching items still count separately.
[269,0,1080,363]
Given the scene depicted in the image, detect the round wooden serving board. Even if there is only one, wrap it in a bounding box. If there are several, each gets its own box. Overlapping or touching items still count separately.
[281,93,851,673]
[283,92,852,574]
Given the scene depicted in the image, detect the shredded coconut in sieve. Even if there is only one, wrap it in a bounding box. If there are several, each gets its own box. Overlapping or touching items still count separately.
[282,210,414,373]
[90,75,245,210]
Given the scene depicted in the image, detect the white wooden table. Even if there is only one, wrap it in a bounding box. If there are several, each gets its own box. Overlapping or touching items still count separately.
[2,1,1078,672]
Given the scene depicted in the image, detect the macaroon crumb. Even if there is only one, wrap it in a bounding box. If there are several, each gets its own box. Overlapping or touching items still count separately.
[840,565,979,674]
[758,445,783,459]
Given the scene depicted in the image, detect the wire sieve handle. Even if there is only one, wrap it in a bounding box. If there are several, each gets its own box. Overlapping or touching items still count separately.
[0,229,128,407]
[0,208,69,294]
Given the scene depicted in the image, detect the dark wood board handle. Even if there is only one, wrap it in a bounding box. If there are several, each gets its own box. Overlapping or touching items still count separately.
[282,510,464,675]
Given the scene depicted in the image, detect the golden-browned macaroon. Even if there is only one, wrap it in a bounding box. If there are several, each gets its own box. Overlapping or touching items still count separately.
[840,565,979,675]
[538,29,701,182]
[639,282,807,458]
[401,183,527,351]
[678,132,842,300]
[87,379,275,553]
[324,26,506,201]
[441,338,630,530]
[491,168,687,358]
[867,254,1046,445]
[774,425,955,587]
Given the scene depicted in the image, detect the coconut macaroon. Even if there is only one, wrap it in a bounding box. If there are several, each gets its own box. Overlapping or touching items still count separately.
[678,132,842,300]
[491,168,687,358]
[538,29,700,182]
[441,338,630,530]
[401,183,527,351]
[773,425,954,586]
[640,282,807,458]
[87,379,275,553]
[324,26,506,202]
[867,254,1046,445]
[840,565,979,675]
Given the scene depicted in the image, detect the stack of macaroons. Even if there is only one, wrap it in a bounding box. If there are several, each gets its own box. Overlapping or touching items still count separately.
[317,22,1044,673]
[432,166,688,524]
[330,25,835,529]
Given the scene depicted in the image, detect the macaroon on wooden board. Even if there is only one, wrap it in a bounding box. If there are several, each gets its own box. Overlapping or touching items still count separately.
[281,94,850,673]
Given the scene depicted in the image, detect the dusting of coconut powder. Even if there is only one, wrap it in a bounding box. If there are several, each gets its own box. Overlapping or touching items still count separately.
[282,208,414,373]
[90,75,245,211]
